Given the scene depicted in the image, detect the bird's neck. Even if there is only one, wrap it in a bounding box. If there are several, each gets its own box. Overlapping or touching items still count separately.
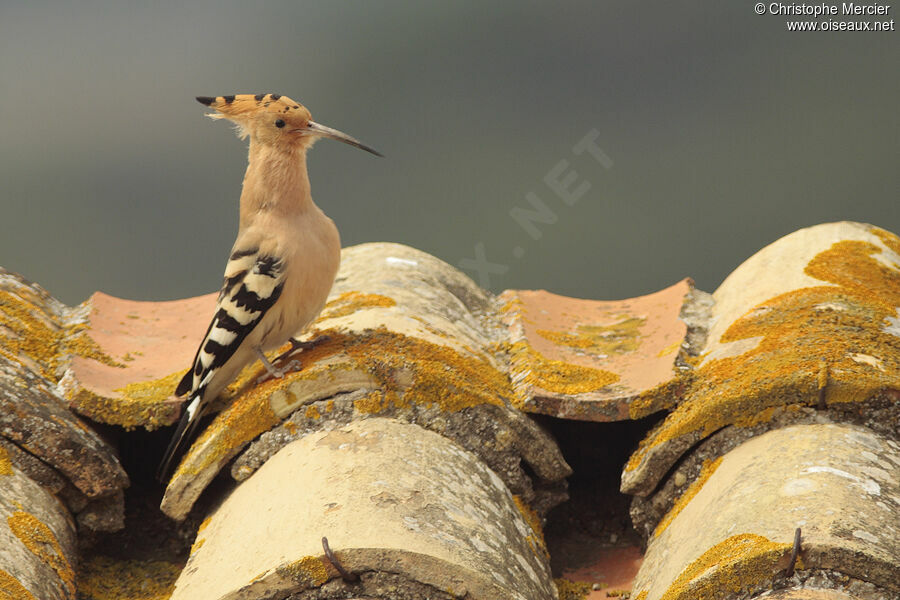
[239,141,313,227]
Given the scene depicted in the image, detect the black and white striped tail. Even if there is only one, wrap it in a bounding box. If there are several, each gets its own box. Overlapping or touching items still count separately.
[156,394,204,482]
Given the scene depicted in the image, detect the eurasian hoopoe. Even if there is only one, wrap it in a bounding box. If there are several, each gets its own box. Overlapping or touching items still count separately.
[157,93,380,482]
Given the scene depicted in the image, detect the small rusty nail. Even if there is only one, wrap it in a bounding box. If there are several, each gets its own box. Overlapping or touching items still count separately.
[322,536,359,582]
[786,527,802,577]
[817,362,828,410]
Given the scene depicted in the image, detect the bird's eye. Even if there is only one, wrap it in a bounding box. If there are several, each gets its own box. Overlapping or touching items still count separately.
[275,119,285,128]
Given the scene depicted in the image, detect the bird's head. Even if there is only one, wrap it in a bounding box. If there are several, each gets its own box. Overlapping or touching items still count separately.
[196,94,381,156]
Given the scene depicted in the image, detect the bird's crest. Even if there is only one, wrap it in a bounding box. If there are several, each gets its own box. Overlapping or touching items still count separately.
[197,94,312,139]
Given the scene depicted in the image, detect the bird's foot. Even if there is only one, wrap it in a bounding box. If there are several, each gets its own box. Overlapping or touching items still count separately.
[272,334,331,364]
[255,359,302,385]
[255,348,303,384]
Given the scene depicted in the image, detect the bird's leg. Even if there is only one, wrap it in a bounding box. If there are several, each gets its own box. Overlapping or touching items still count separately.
[255,347,301,383]
[272,334,332,364]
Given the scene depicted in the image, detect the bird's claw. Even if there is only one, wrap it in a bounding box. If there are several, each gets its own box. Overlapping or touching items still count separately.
[256,359,302,385]
[273,334,331,364]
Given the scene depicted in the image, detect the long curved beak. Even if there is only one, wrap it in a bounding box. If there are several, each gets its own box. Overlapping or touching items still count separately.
[302,121,383,157]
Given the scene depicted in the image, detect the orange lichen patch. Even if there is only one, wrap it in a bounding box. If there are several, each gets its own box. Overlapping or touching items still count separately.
[660,534,791,600]
[64,326,125,369]
[173,327,511,485]
[114,370,185,406]
[658,340,681,358]
[190,537,205,555]
[627,239,900,473]
[509,341,619,398]
[871,225,900,256]
[197,516,211,534]
[318,291,396,320]
[353,390,410,414]
[67,369,185,431]
[0,570,37,600]
[633,591,648,600]
[654,456,723,537]
[628,377,686,420]
[7,511,75,597]
[304,404,321,420]
[0,290,64,379]
[318,329,510,413]
[503,283,690,421]
[0,289,123,379]
[554,578,592,600]
[276,555,329,587]
[537,316,646,355]
[513,495,549,559]
[63,291,216,429]
[176,376,282,477]
[76,555,178,600]
[0,445,12,476]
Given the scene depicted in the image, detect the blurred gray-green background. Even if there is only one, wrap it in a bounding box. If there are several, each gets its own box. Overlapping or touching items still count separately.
[1,1,897,305]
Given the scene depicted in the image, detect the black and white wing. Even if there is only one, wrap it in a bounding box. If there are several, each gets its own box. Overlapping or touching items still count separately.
[157,247,285,481]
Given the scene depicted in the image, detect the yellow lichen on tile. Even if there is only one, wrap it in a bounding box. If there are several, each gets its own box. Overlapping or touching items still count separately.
[336,329,509,413]
[76,555,178,600]
[0,445,13,476]
[67,369,185,431]
[537,316,646,356]
[627,239,900,472]
[871,225,900,256]
[352,390,392,414]
[654,456,723,537]
[658,340,681,357]
[317,291,396,320]
[499,294,524,316]
[177,373,282,477]
[0,290,65,380]
[554,578,592,600]
[196,516,211,534]
[660,534,791,600]
[628,377,686,420]
[0,569,37,600]
[176,327,512,480]
[513,495,549,559]
[114,370,185,405]
[276,555,329,587]
[189,537,205,555]
[63,325,125,369]
[509,341,619,399]
[6,511,75,597]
